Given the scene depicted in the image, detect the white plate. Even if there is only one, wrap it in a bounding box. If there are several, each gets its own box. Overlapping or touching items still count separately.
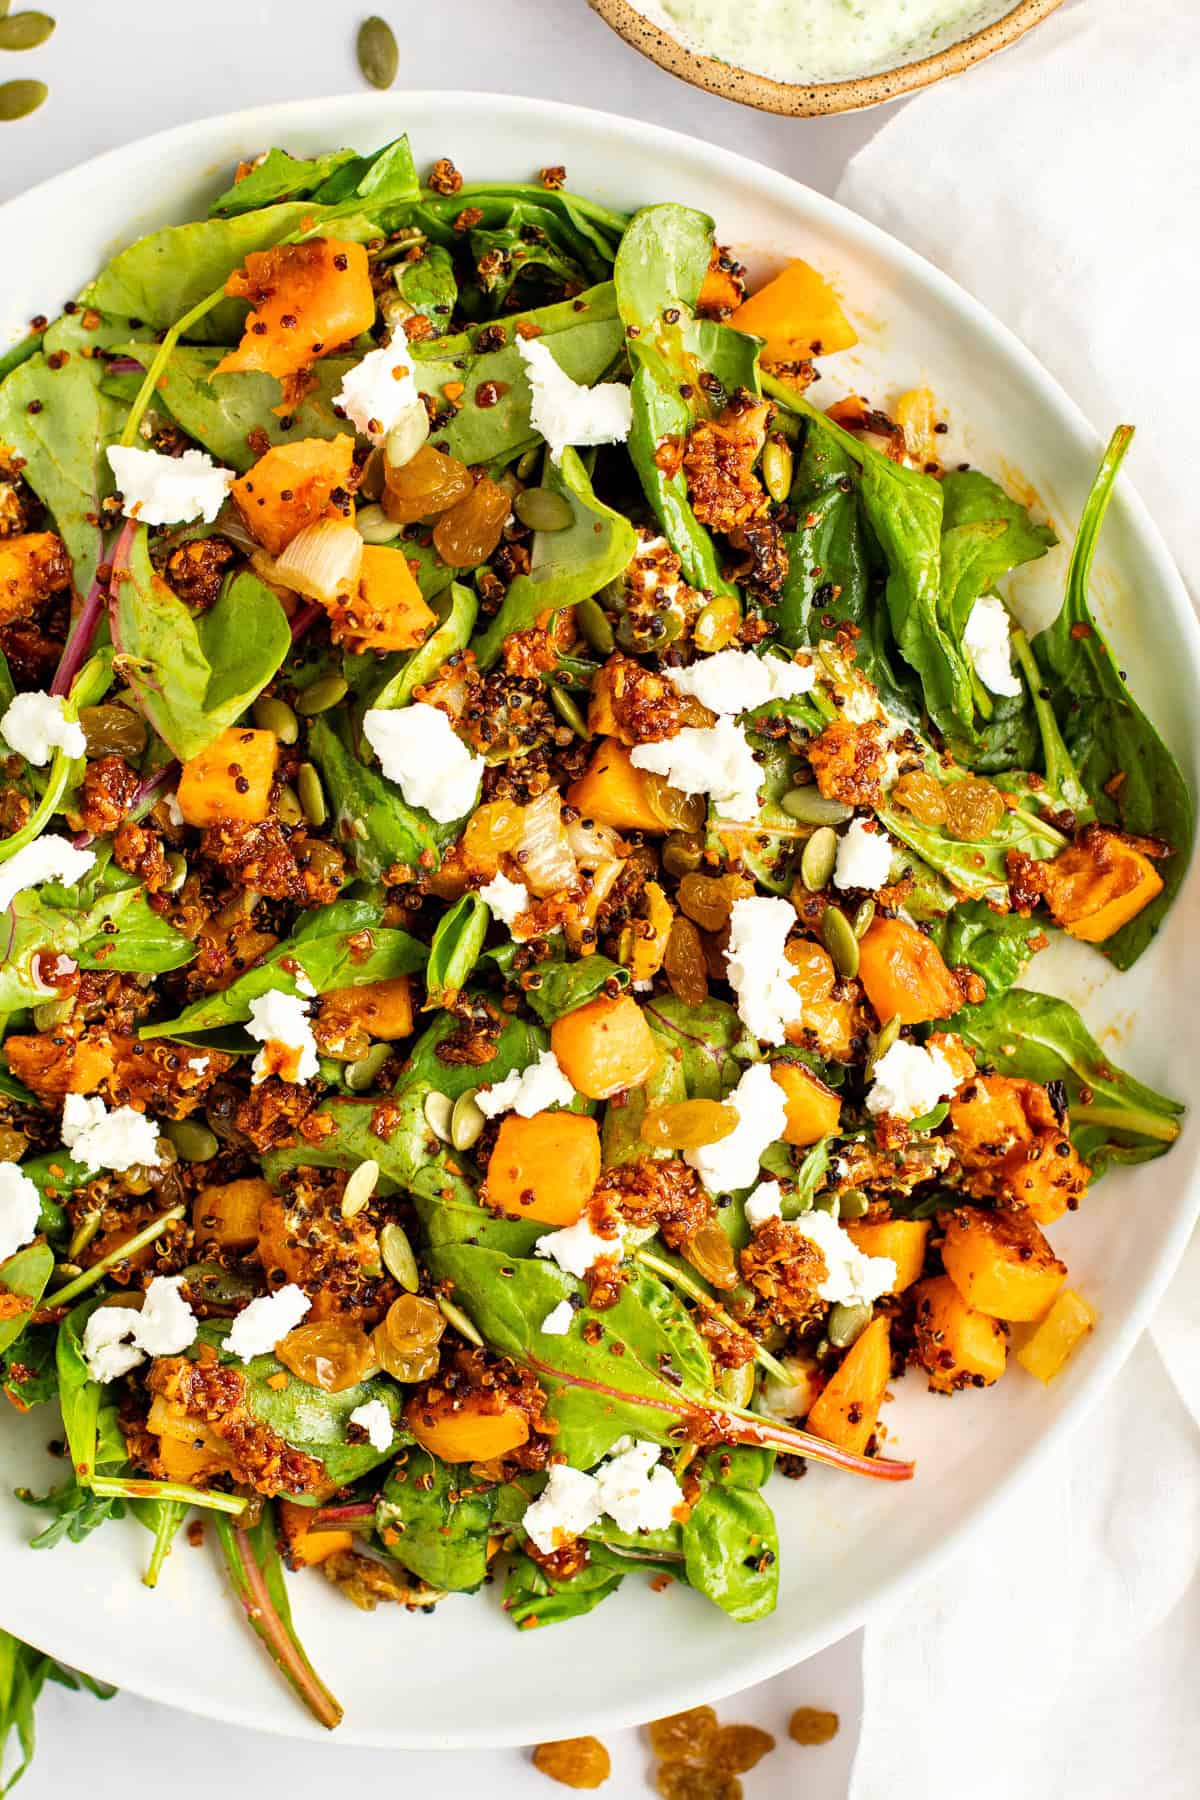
[1,92,1197,1750]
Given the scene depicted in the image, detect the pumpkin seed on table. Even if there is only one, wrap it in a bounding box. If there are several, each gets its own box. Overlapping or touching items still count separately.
[800,825,838,893]
[0,78,46,120]
[514,486,574,533]
[821,903,860,979]
[357,15,398,89]
[0,11,55,50]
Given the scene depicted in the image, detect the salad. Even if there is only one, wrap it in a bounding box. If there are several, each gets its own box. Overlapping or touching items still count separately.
[0,132,1189,1741]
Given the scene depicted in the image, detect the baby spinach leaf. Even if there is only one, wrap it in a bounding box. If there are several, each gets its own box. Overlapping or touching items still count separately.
[1,1322,59,1411]
[503,1543,629,1628]
[601,1028,688,1168]
[239,1354,404,1490]
[395,245,457,332]
[307,708,460,880]
[614,202,712,335]
[367,580,477,711]
[681,1483,779,1623]
[489,942,630,1024]
[641,994,756,1099]
[930,899,1046,1000]
[55,1300,104,1485]
[316,135,420,212]
[775,416,869,649]
[0,1243,53,1358]
[0,883,194,1013]
[425,894,488,1009]
[209,148,360,217]
[110,527,290,760]
[938,469,1056,637]
[627,365,733,598]
[0,1629,114,1794]
[378,1450,496,1591]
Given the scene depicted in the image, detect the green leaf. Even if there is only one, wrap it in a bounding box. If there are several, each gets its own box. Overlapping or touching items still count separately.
[930,900,1047,1001]
[55,1300,104,1486]
[640,994,756,1098]
[502,1543,630,1628]
[367,580,477,711]
[938,469,1056,638]
[395,245,457,333]
[208,148,360,218]
[0,1245,53,1358]
[0,1629,112,1795]
[775,416,870,650]
[0,883,194,1014]
[378,1450,496,1590]
[601,1026,688,1167]
[681,1483,779,1623]
[425,894,489,1009]
[239,1355,404,1490]
[215,1507,342,1730]
[307,708,460,880]
[489,943,630,1024]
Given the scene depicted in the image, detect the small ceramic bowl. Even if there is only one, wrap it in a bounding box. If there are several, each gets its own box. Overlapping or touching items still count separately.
[589,0,1065,115]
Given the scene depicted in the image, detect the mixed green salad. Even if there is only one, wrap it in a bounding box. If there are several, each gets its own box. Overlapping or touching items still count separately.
[0,132,1188,1745]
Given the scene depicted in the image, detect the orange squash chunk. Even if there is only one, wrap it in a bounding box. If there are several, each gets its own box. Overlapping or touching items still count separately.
[784,938,857,1061]
[405,1389,530,1463]
[328,545,436,653]
[857,915,964,1025]
[805,1316,890,1455]
[0,531,71,620]
[771,1061,842,1146]
[846,1219,930,1293]
[2,1034,116,1101]
[1016,1288,1096,1384]
[230,435,355,557]
[278,1500,353,1568]
[319,976,414,1043]
[1035,826,1164,944]
[731,259,858,363]
[177,726,277,827]
[486,1111,601,1226]
[551,994,660,1100]
[912,1275,1007,1392]
[941,1207,1066,1322]
[192,1177,271,1251]
[565,738,664,835]
[216,239,375,384]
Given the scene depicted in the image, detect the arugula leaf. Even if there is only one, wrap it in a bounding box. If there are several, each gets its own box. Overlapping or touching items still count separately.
[425,894,488,1010]
[209,148,360,217]
[0,1629,113,1794]
[18,1477,125,1550]
[378,1451,496,1591]
[307,709,460,880]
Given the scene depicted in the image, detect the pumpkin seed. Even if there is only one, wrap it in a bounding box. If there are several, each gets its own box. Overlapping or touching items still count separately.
[865,1013,901,1079]
[32,997,73,1031]
[576,595,614,656]
[837,1187,870,1220]
[852,897,876,939]
[718,1362,756,1407]
[423,1090,453,1142]
[296,674,348,716]
[165,1117,219,1163]
[341,1158,380,1219]
[762,435,794,505]
[827,1300,872,1349]
[821,903,860,980]
[252,695,298,743]
[384,400,429,471]
[357,14,398,89]
[450,1087,486,1151]
[345,1042,392,1092]
[297,762,327,827]
[379,1221,420,1293]
[514,487,574,533]
[355,502,401,545]
[781,787,853,826]
[801,825,838,893]
[693,593,740,653]
[436,1293,484,1346]
[276,783,304,827]
[163,851,188,895]
[0,12,55,51]
[0,78,47,120]
[549,682,588,739]
[515,446,541,482]
[79,702,146,758]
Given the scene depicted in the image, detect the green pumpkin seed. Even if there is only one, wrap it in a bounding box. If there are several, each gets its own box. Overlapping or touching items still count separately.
[718,1362,756,1407]
[0,13,56,51]
[341,1158,380,1219]
[576,595,615,656]
[514,487,574,533]
[297,762,327,827]
[549,682,588,740]
[781,787,854,826]
[662,830,705,878]
[801,825,838,893]
[436,1293,484,1347]
[355,502,401,545]
[837,1187,870,1221]
[852,897,876,939]
[79,703,147,758]
[357,14,398,89]
[379,1221,420,1293]
[165,1117,219,1163]
[345,1042,392,1092]
[163,851,188,895]
[32,997,73,1031]
[296,674,348,717]
[450,1087,486,1152]
[276,783,304,827]
[827,1300,872,1349]
[384,400,429,471]
[0,78,47,120]
[865,1013,901,1079]
[423,1090,453,1142]
[821,904,860,980]
[762,435,794,505]
[252,695,299,744]
[516,447,541,482]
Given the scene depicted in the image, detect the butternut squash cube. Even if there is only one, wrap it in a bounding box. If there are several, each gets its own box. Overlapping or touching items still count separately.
[566,737,664,835]
[192,1177,271,1251]
[805,1315,891,1456]
[177,726,277,827]
[1016,1288,1096,1384]
[216,239,376,384]
[912,1275,1008,1393]
[771,1060,842,1147]
[279,1500,354,1568]
[319,976,414,1043]
[551,994,660,1100]
[405,1389,530,1464]
[329,545,436,653]
[846,1219,930,1293]
[486,1111,601,1226]
[941,1206,1066,1322]
[1036,826,1164,945]
[231,435,356,557]
[857,915,964,1026]
[0,530,71,620]
[731,258,858,363]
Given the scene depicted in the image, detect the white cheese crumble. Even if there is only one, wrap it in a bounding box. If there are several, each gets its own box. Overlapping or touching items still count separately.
[0,1162,42,1264]
[106,445,233,526]
[246,988,320,1087]
[0,835,96,913]
[631,716,762,823]
[61,1094,161,1174]
[187,1056,210,1075]
[222,1283,312,1362]
[348,1398,394,1452]
[334,336,419,445]
[478,870,531,930]
[0,692,86,767]
[516,336,633,465]
[833,817,894,892]
[477,1049,576,1120]
[539,1299,575,1336]
[522,1439,682,1553]
[866,1038,963,1123]
[791,1208,897,1306]
[666,648,815,716]
[522,1464,605,1553]
[162,791,185,829]
[81,1305,147,1384]
[725,896,803,1046]
[535,1215,626,1280]
[743,1178,785,1230]
[963,594,1022,699]
[685,1062,787,1194]
[81,1276,198,1382]
[362,702,484,825]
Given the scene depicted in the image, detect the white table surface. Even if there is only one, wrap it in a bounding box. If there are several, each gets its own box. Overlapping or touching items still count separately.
[3,4,909,1792]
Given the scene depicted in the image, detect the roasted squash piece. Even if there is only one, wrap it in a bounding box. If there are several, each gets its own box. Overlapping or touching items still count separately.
[405,1388,530,1463]
[857,915,964,1026]
[0,530,71,619]
[1033,825,1164,944]
[319,976,414,1044]
[941,1206,1066,1322]
[192,1177,271,1251]
[1016,1288,1096,1384]
[805,1315,891,1455]
[216,239,375,384]
[771,1060,842,1147]
[2,1034,115,1100]
[279,1499,354,1568]
[846,1219,930,1293]
[784,938,858,1061]
[486,1111,601,1226]
[551,994,660,1100]
[566,738,664,834]
[948,1073,1089,1225]
[912,1275,1007,1393]
[730,258,858,363]
[230,435,355,557]
[176,726,277,827]
[328,544,436,653]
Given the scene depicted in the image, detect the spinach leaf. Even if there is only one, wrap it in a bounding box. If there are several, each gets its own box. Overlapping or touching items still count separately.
[308,708,461,880]
[239,1353,404,1490]
[681,1483,779,1623]
[601,1029,688,1168]
[503,1543,630,1628]
[627,365,733,597]
[55,1300,105,1486]
[425,894,488,1009]
[930,900,1046,1000]
[640,994,756,1098]
[378,1450,496,1591]
[110,527,290,760]
[489,943,630,1024]
[881,761,1068,903]
[1030,428,1194,967]
[367,580,477,711]
[209,148,360,217]
[313,135,420,212]
[938,470,1056,637]
[473,449,637,667]
[775,416,870,649]
[614,203,712,335]
[395,245,457,332]
[0,883,194,1013]
[0,1244,53,1358]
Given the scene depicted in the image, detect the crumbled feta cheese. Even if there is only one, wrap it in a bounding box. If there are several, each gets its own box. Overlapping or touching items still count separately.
[61,1094,161,1174]
[292,969,317,998]
[363,702,484,825]
[0,692,86,767]
[222,1283,311,1362]
[0,1163,41,1263]
[133,1275,198,1355]
[744,1179,785,1230]
[725,896,803,1046]
[187,1056,210,1075]
[686,1062,787,1194]
[516,336,632,464]
[666,649,815,716]
[0,835,96,913]
[162,791,185,828]
[522,1464,605,1553]
[349,1398,394,1453]
[593,1439,683,1535]
[866,1038,963,1123]
[833,817,893,892]
[246,988,320,1087]
[477,1049,576,1120]
[535,1215,626,1280]
[963,595,1021,699]
[478,870,531,930]
[81,1305,146,1384]
[106,445,232,526]
[631,716,762,823]
[791,1208,896,1306]
[334,336,420,445]
[539,1299,575,1336]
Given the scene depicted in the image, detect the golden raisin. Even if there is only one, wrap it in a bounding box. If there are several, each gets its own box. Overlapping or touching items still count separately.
[382,443,472,522]
[462,799,524,866]
[708,1724,775,1773]
[433,475,510,567]
[643,770,707,833]
[532,1736,612,1789]
[943,776,1006,842]
[664,915,709,1008]
[275,1319,375,1393]
[683,1217,739,1290]
[654,1767,741,1800]
[640,1100,738,1151]
[648,1707,719,1763]
[371,1294,445,1382]
[787,1707,839,1746]
[677,873,751,932]
[784,937,837,1002]
[891,770,946,826]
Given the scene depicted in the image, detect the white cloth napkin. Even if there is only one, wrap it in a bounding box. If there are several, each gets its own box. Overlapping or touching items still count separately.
[838,4,1200,1794]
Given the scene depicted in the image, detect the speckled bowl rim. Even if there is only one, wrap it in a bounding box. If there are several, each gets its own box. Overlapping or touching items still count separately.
[589,0,1066,115]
